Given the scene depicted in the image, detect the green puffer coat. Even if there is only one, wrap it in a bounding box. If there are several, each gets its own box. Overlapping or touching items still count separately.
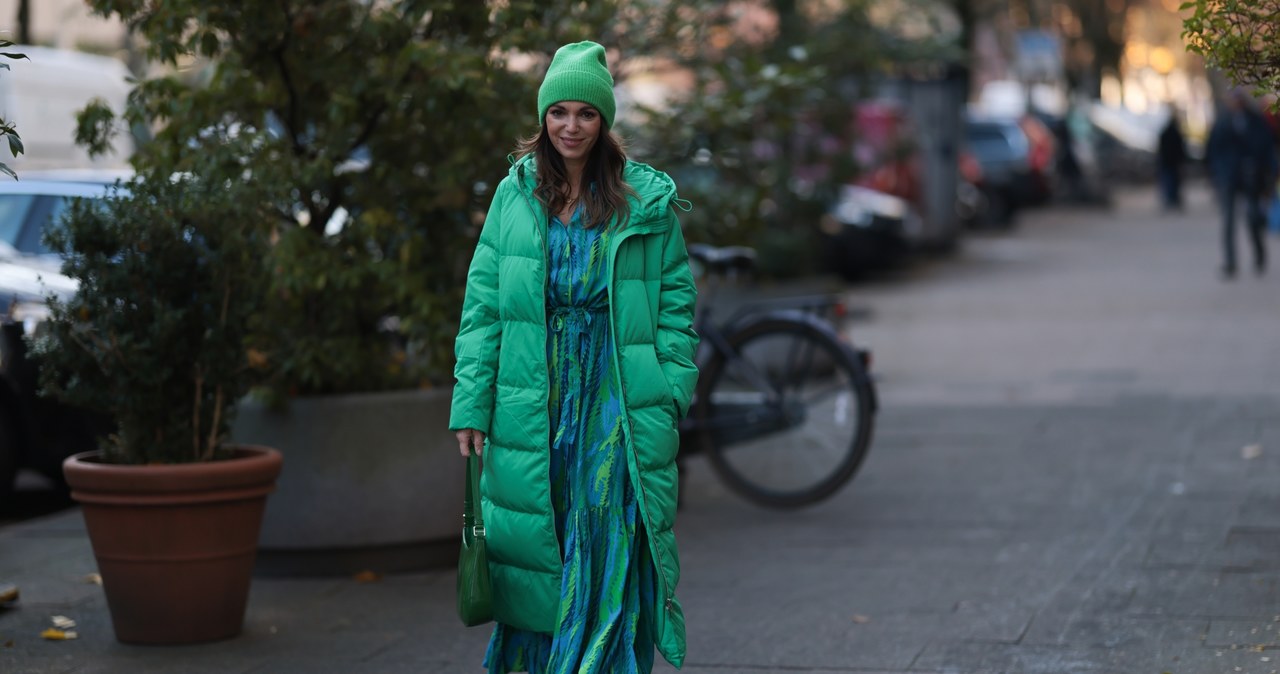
[448,154,698,668]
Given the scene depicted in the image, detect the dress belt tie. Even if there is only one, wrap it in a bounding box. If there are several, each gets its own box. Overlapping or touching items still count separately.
[549,305,607,332]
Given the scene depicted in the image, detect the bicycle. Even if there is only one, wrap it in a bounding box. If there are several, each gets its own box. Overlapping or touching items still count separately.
[678,243,878,509]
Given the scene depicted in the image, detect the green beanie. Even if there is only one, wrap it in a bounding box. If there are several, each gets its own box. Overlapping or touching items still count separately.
[537,41,617,129]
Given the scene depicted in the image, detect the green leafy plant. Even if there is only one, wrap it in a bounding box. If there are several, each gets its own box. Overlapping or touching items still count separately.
[34,159,269,464]
[1183,0,1280,99]
[0,40,29,179]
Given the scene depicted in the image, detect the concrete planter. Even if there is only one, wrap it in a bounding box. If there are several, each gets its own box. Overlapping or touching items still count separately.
[231,387,460,575]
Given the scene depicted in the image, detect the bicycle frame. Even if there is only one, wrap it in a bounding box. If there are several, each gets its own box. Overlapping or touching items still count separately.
[674,245,879,508]
[680,304,852,442]
[679,244,874,439]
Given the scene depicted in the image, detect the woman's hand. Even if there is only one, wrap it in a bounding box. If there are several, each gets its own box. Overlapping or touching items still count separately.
[456,428,486,456]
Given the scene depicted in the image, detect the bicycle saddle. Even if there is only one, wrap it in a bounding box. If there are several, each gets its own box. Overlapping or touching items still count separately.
[688,244,757,274]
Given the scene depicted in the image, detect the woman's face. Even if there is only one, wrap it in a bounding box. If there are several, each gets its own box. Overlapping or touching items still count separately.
[545,101,602,167]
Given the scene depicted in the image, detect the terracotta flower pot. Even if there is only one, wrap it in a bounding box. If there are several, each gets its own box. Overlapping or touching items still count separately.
[62,445,282,644]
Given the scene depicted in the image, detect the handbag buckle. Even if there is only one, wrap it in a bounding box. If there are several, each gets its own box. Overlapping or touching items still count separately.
[471,525,486,538]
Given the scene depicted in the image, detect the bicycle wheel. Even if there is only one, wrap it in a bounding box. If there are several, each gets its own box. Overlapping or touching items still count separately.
[696,317,875,508]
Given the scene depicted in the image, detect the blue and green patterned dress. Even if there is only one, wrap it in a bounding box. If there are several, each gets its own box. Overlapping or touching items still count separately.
[483,207,657,674]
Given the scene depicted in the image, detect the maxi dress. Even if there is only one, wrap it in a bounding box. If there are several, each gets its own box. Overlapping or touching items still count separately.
[483,207,657,674]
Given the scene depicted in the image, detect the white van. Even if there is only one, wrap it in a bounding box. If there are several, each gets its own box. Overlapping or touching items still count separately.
[0,45,132,171]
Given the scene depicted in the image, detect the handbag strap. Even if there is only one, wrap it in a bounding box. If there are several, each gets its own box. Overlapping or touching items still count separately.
[463,454,485,540]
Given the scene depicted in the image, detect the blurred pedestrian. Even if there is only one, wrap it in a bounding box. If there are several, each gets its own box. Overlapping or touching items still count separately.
[1205,89,1278,279]
[1156,110,1187,211]
[1051,114,1084,201]
[449,41,698,674]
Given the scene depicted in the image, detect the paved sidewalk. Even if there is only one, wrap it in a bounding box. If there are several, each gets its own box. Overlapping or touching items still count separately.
[3,183,1280,673]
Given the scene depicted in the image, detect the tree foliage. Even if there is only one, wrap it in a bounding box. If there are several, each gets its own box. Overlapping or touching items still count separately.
[1183,0,1280,97]
[625,0,959,275]
[74,0,698,405]
[56,0,933,420]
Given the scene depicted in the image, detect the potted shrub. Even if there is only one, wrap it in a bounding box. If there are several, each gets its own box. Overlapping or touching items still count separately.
[71,0,547,574]
[33,160,281,645]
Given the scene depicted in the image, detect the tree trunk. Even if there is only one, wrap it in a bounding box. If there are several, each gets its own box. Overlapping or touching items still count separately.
[951,0,976,101]
[1075,0,1129,98]
[17,0,30,45]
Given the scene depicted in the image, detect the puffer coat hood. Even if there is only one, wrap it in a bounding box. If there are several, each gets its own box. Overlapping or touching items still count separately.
[450,154,698,668]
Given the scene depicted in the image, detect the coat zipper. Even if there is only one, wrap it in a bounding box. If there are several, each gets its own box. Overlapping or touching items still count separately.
[516,164,561,564]
[607,224,676,619]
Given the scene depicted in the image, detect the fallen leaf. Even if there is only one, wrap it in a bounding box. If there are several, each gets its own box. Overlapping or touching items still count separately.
[40,628,77,641]
[1243,444,1263,460]
[3,640,12,648]
[83,574,102,585]
[50,616,75,629]
[353,570,382,583]
[851,614,871,624]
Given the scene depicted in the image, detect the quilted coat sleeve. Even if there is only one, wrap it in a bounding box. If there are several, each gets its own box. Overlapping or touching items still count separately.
[656,208,700,419]
[448,180,506,433]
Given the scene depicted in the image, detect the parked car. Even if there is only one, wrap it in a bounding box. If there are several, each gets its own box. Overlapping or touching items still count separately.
[0,171,124,501]
[1028,107,1114,206]
[0,46,133,172]
[818,184,919,279]
[1084,103,1164,185]
[962,113,1040,227]
[956,148,1008,229]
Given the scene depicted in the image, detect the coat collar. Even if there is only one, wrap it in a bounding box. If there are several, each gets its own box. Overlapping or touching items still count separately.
[508,154,686,233]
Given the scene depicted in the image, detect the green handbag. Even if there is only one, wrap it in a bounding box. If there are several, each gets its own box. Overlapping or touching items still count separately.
[456,454,493,626]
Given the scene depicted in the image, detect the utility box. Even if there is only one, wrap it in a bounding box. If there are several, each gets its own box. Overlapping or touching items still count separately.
[877,65,968,251]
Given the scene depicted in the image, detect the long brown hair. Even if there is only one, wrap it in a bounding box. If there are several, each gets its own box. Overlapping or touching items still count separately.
[516,120,634,229]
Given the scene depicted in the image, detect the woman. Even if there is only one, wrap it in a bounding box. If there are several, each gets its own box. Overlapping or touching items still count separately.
[449,41,698,673]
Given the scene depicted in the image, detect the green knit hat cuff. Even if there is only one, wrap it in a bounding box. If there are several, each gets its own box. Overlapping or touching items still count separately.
[537,41,616,129]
